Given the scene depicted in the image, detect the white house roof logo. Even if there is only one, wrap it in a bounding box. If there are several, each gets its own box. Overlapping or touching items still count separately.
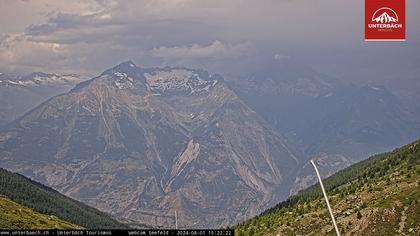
[371,7,398,23]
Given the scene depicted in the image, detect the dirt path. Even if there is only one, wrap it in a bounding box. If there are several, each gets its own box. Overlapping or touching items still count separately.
[398,206,408,234]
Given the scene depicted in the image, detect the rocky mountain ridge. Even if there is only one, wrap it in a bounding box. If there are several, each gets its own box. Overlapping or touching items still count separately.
[0,61,300,228]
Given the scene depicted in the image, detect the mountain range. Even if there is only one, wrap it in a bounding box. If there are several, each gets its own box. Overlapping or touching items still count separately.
[228,61,420,193]
[0,72,85,126]
[0,60,419,228]
[0,61,300,228]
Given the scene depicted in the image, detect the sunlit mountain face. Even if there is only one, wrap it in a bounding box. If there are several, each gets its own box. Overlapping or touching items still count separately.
[0,62,302,228]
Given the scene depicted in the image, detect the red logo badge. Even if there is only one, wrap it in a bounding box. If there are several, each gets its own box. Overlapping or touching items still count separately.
[365,0,405,41]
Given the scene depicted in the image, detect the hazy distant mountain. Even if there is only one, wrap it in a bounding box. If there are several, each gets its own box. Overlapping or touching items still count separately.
[230,61,420,158]
[381,77,420,120]
[229,61,420,193]
[0,61,301,228]
[0,72,85,126]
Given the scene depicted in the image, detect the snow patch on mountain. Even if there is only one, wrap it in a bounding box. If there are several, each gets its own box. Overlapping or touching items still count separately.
[323,92,333,98]
[368,85,383,91]
[113,72,134,89]
[7,80,19,85]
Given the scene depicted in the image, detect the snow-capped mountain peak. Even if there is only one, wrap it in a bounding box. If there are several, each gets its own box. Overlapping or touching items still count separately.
[144,68,219,95]
[98,62,221,93]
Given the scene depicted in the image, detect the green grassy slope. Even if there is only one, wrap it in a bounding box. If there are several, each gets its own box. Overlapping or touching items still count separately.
[0,168,128,229]
[0,195,83,229]
[235,140,420,235]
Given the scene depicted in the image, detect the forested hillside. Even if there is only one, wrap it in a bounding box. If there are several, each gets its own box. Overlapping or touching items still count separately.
[235,140,420,235]
[0,195,82,229]
[0,168,128,229]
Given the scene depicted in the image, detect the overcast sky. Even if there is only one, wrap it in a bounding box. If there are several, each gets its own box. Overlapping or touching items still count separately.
[0,0,419,84]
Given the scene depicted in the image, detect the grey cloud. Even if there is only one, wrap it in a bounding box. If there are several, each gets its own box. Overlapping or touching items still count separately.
[149,40,258,72]
[25,12,122,36]
[152,40,252,60]
[0,0,418,81]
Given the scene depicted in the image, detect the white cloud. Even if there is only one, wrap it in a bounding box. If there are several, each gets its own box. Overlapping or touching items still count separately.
[0,33,67,72]
[152,40,251,60]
